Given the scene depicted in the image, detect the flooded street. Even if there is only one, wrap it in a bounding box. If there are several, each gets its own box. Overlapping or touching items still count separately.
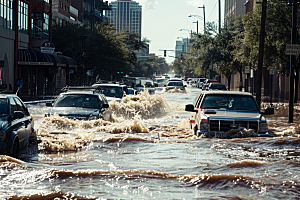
[1,86,300,199]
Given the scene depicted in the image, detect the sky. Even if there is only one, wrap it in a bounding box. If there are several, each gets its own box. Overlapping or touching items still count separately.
[106,0,224,64]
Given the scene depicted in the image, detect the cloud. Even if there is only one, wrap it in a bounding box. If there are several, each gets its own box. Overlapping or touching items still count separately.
[186,0,204,7]
[138,0,158,9]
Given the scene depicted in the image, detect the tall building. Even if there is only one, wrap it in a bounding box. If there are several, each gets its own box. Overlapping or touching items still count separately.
[224,0,247,21]
[71,0,110,27]
[105,0,142,37]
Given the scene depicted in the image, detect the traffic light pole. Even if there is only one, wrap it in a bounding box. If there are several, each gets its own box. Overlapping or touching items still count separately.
[289,0,297,123]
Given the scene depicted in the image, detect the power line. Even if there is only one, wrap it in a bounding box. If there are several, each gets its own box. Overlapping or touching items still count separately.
[208,2,218,18]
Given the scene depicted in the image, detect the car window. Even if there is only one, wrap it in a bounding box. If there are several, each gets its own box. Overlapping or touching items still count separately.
[14,97,29,116]
[10,98,18,114]
[54,94,101,109]
[167,82,183,86]
[210,84,226,90]
[0,98,8,117]
[96,86,123,98]
[201,94,259,111]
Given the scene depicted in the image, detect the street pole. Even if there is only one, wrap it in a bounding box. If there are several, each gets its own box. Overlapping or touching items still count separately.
[198,5,206,32]
[193,21,198,35]
[289,0,297,123]
[218,0,221,33]
[256,0,267,110]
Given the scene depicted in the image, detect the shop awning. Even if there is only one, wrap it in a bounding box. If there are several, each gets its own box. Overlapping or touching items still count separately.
[18,49,54,66]
[18,49,77,68]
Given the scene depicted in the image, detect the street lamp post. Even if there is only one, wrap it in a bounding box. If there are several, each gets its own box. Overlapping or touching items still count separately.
[193,21,198,34]
[198,5,206,32]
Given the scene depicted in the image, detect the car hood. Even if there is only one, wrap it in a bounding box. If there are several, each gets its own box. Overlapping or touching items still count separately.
[105,96,122,103]
[136,87,155,91]
[203,110,261,120]
[48,107,100,116]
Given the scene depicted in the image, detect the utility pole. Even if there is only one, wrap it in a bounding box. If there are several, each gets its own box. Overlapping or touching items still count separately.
[218,0,221,33]
[198,5,206,32]
[193,21,198,34]
[289,0,297,123]
[256,0,267,110]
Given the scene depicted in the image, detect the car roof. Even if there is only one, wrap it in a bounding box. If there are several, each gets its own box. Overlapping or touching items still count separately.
[0,93,17,98]
[93,83,124,87]
[202,90,253,96]
[169,78,182,81]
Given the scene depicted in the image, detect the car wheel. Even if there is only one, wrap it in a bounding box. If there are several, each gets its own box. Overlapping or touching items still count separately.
[11,141,19,158]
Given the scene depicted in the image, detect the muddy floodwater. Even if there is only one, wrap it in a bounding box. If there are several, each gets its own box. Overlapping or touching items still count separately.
[1,86,300,199]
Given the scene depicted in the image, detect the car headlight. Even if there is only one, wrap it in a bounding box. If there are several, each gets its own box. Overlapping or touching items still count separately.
[259,123,268,132]
[200,119,209,132]
[88,115,98,120]
[0,130,6,142]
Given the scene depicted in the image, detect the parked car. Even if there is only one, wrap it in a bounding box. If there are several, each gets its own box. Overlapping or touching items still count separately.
[205,83,227,91]
[165,81,186,92]
[202,79,218,90]
[0,94,35,158]
[45,89,109,120]
[196,78,207,88]
[185,91,274,137]
[92,83,128,103]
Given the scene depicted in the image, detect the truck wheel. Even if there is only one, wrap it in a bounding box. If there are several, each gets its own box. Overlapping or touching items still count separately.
[11,141,19,158]
[194,125,198,136]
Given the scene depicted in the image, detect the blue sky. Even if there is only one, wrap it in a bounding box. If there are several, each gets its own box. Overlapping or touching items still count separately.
[106,0,224,63]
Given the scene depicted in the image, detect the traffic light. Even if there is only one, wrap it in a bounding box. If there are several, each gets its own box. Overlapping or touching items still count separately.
[180,52,183,60]
[153,56,155,62]
[164,50,166,57]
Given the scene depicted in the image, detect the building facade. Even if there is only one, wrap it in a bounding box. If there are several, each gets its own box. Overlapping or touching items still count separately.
[224,0,247,22]
[71,0,110,27]
[105,0,142,36]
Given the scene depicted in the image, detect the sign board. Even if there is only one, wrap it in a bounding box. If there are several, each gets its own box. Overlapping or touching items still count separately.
[40,41,55,54]
[286,44,300,55]
[245,66,250,74]
[269,66,276,75]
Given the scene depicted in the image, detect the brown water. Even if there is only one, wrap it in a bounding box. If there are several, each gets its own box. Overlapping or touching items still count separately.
[1,87,300,200]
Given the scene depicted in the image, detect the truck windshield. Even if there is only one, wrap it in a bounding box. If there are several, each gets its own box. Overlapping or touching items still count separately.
[201,94,259,111]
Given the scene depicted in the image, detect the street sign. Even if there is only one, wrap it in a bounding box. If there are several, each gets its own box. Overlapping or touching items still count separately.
[245,66,250,73]
[269,66,276,75]
[286,44,300,55]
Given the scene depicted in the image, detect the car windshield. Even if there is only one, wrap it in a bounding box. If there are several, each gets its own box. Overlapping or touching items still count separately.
[96,86,123,98]
[136,80,154,87]
[0,98,8,117]
[201,94,259,111]
[210,84,227,90]
[54,94,101,109]
[167,81,183,86]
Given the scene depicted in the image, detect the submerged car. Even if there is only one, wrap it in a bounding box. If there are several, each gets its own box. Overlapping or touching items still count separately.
[92,83,127,103]
[122,77,156,94]
[45,90,109,120]
[165,81,186,91]
[185,91,274,137]
[0,94,35,158]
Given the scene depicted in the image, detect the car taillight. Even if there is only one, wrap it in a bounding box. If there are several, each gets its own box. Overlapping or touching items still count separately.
[200,119,208,131]
[200,107,202,111]
[190,120,195,123]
